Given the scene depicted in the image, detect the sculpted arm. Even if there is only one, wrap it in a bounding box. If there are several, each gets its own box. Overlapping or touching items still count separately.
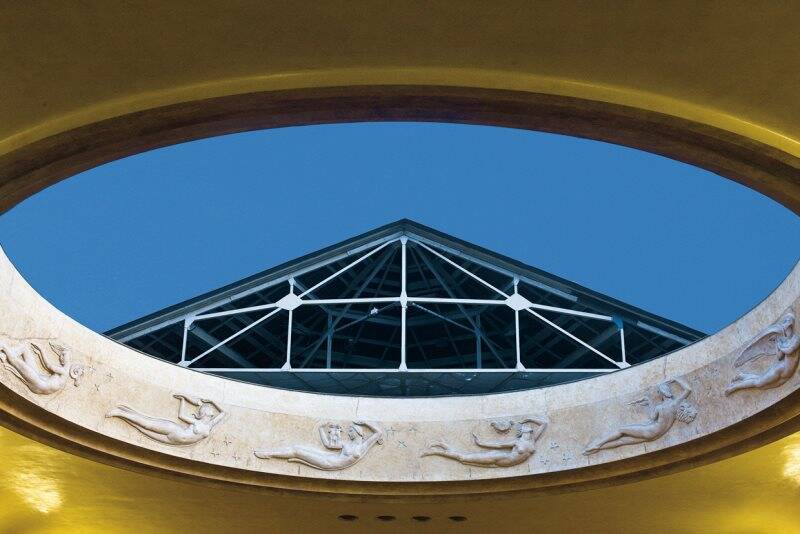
[201,398,226,427]
[527,416,549,440]
[173,394,196,424]
[201,398,223,412]
[181,394,203,406]
[32,344,58,373]
[210,410,227,427]
[356,420,381,435]
[354,421,384,448]
[674,377,692,402]
[782,333,800,356]
[318,424,339,450]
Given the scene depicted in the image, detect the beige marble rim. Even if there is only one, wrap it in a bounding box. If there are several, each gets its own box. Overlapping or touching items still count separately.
[0,88,799,498]
[1,245,798,497]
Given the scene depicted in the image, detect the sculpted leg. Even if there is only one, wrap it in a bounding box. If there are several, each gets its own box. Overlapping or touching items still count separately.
[254,446,295,460]
[422,449,465,462]
[21,346,41,368]
[725,378,759,395]
[420,442,460,460]
[584,430,624,454]
[725,368,782,395]
[3,351,27,372]
[585,421,659,454]
[731,371,758,383]
[107,406,181,436]
[1,349,41,387]
[420,442,510,466]
[254,446,341,469]
[457,450,509,466]
[136,427,177,444]
[600,435,646,450]
[0,341,25,364]
[753,366,786,388]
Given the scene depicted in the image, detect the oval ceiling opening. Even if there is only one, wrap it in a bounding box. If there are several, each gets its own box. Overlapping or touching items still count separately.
[1,122,798,396]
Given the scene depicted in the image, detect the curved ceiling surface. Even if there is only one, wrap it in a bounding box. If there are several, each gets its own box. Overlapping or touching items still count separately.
[2,425,800,533]
[1,2,799,533]
[1,2,799,157]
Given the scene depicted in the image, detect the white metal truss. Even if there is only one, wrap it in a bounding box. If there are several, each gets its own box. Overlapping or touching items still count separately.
[176,232,632,374]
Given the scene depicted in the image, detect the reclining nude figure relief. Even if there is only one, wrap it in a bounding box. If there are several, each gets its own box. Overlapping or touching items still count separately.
[254,421,384,471]
[106,394,226,446]
[0,338,84,395]
[725,310,799,396]
[421,417,548,468]
[583,377,697,455]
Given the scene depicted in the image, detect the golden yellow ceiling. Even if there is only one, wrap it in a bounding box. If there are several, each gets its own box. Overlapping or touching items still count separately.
[2,426,800,533]
[1,2,799,532]
[1,1,799,157]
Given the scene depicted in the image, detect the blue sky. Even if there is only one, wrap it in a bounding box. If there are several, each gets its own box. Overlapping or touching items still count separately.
[1,122,798,334]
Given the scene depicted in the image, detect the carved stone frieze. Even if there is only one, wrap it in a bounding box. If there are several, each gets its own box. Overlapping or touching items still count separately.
[583,377,697,455]
[1,242,799,490]
[106,394,225,446]
[725,310,799,395]
[421,417,548,468]
[254,420,384,471]
[0,337,84,395]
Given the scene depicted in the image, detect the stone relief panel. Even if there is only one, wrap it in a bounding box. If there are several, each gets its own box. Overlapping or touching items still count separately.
[583,377,697,455]
[106,394,226,446]
[254,420,384,471]
[0,242,796,487]
[725,309,799,396]
[421,416,548,468]
[0,337,84,395]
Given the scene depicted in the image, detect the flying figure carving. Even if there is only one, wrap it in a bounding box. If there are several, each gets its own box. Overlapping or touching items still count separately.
[106,394,226,446]
[421,417,548,468]
[254,421,384,471]
[0,338,84,395]
[725,310,799,396]
[583,377,697,455]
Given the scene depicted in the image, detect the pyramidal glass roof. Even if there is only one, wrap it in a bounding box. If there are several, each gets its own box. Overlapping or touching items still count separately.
[107,220,704,397]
